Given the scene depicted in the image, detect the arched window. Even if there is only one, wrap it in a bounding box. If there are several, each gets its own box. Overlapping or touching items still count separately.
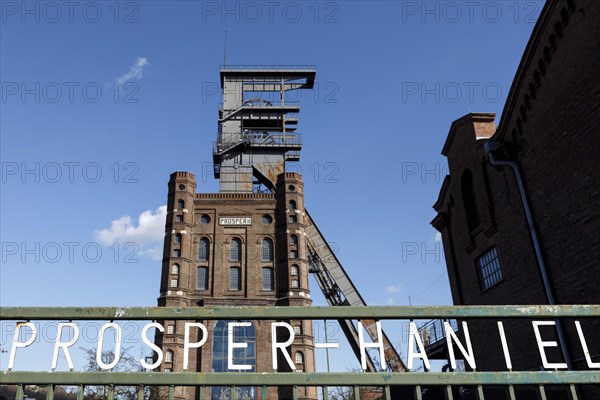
[262,238,273,261]
[165,350,174,363]
[199,238,210,261]
[171,264,179,275]
[290,234,298,245]
[230,267,241,291]
[262,268,274,291]
[230,238,241,262]
[295,351,304,364]
[174,233,182,244]
[288,200,297,210]
[461,170,480,232]
[177,199,185,210]
[197,267,208,290]
[290,265,299,276]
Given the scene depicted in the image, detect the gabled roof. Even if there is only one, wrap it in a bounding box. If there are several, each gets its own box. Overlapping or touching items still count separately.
[441,113,496,157]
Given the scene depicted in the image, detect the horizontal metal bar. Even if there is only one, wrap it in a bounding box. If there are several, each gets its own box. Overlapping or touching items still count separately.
[1,305,598,321]
[1,371,598,386]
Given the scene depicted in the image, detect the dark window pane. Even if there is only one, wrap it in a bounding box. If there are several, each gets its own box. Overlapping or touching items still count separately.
[262,239,273,261]
[198,267,208,290]
[199,238,210,261]
[230,267,241,290]
[230,238,241,261]
[477,246,503,290]
[262,268,274,291]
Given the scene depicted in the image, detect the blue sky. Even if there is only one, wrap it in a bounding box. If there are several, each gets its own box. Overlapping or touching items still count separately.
[1,0,543,372]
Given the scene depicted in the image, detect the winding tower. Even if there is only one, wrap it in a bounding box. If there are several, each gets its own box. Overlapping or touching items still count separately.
[155,65,405,400]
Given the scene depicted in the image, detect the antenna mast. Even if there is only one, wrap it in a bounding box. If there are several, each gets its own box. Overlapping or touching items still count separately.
[223,30,227,67]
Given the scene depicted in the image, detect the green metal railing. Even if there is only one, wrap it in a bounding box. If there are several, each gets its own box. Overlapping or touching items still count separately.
[1,305,599,400]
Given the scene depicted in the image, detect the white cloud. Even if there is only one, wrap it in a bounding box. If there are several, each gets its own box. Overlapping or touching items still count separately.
[139,245,163,261]
[386,298,396,305]
[95,205,166,250]
[114,57,149,85]
[386,283,403,294]
[433,231,442,243]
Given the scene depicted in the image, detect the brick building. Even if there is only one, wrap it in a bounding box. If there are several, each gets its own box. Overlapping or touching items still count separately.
[431,0,599,398]
[154,171,316,400]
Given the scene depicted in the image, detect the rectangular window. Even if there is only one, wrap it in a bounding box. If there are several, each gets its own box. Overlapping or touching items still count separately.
[288,215,297,223]
[476,246,503,290]
[290,250,298,259]
[176,215,183,222]
[230,267,241,291]
[291,280,299,288]
[173,249,181,257]
[198,267,208,290]
[167,324,175,335]
[262,268,274,291]
[170,278,178,288]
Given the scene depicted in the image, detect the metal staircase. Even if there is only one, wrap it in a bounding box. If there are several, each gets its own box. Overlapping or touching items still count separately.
[305,211,408,372]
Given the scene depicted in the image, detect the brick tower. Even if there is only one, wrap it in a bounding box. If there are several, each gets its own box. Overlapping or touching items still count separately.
[154,66,318,400]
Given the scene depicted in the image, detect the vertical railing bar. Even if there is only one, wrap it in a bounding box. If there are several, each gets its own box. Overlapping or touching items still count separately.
[353,386,360,400]
[15,384,24,400]
[508,384,516,400]
[107,385,114,400]
[137,385,144,400]
[415,385,423,400]
[384,385,391,400]
[261,386,267,400]
[293,385,298,400]
[76,385,84,400]
[476,384,485,400]
[569,384,579,400]
[322,386,329,400]
[198,385,205,400]
[46,384,54,400]
[231,385,237,400]
[444,385,454,400]
[168,385,174,400]
[539,385,548,400]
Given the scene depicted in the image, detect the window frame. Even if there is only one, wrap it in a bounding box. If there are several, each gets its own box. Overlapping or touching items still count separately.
[230,238,242,262]
[261,238,274,262]
[476,246,503,291]
[197,266,209,291]
[230,266,242,291]
[262,267,274,291]
[199,237,210,261]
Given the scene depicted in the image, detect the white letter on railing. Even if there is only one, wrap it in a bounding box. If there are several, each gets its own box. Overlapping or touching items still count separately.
[228,322,252,370]
[183,323,208,370]
[52,323,80,371]
[575,321,599,369]
[445,321,476,370]
[358,321,387,371]
[407,321,430,370]
[97,322,122,370]
[532,321,567,369]
[8,322,37,371]
[271,322,295,370]
[140,322,164,370]
[497,321,513,370]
